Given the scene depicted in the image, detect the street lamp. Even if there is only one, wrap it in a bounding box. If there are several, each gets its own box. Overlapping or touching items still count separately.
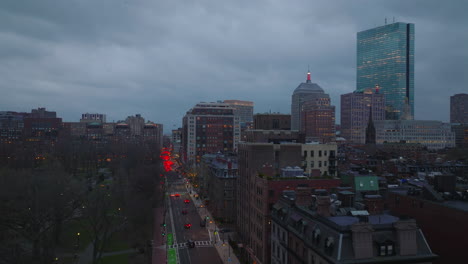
[76,232,80,250]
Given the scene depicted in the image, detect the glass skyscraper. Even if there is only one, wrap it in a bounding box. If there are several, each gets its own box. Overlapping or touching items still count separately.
[357,22,414,120]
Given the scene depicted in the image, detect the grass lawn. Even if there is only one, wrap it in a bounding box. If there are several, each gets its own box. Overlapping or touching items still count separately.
[59,218,92,252]
[98,253,132,264]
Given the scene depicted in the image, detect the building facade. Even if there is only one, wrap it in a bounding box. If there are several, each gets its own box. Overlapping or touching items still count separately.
[291,72,329,131]
[302,143,337,178]
[0,111,27,142]
[80,113,107,123]
[301,97,335,143]
[125,114,145,136]
[272,190,437,264]
[374,120,455,149]
[200,154,238,223]
[357,22,415,120]
[450,93,468,124]
[341,88,385,144]
[451,123,468,148]
[182,102,240,165]
[224,100,254,124]
[254,113,291,130]
[237,142,341,264]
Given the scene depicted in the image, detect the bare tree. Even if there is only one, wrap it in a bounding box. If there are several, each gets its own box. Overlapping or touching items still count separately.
[0,162,83,264]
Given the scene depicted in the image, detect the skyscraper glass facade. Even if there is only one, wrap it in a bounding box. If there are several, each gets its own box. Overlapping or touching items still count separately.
[357,22,414,120]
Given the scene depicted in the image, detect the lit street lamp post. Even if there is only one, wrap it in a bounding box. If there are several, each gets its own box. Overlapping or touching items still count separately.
[76,232,80,249]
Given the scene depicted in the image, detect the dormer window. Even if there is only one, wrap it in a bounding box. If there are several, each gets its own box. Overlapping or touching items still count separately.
[377,240,395,256]
[325,236,334,255]
[313,228,321,245]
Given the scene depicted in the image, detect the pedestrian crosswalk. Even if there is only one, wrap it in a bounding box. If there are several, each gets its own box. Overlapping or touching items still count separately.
[167,240,213,249]
[195,240,213,247]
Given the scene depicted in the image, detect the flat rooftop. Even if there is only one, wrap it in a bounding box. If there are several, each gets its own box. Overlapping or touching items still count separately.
[328,214,399,226]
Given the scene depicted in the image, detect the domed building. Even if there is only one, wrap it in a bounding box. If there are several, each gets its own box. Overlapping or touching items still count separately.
[291,71,330,130]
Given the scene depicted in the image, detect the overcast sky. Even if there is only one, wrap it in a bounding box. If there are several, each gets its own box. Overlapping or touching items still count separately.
[1,0,467,132]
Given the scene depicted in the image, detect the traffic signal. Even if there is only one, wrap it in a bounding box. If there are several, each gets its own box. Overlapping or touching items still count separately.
[162,232,166,236]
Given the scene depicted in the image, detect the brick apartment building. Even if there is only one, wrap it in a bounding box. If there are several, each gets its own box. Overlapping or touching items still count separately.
[237,142,341,264]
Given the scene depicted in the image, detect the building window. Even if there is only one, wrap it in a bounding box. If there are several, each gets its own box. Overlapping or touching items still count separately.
[380,245,386,256]
[310,161,314,168]
[319,150,322,157]
[387,244,393,255]
[304,150,308,157]
[324,150,327,156]
[318,161,322,168]
[311,150,314,157]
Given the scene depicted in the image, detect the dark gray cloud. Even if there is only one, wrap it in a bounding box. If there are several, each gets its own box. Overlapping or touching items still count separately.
[1,0,467,131]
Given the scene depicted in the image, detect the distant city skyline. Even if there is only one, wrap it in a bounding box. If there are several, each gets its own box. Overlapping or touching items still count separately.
[0,0,467,132]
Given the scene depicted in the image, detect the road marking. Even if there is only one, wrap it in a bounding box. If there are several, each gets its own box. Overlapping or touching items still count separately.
[168,241,214,249]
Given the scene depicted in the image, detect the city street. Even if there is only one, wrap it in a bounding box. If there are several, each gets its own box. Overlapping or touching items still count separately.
[165,172,224,264]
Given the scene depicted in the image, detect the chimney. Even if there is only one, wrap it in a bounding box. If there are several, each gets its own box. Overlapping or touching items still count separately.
[338,191,355,207]
[363,195,383,215]
[295,187,312,207]
[316,196,331,217]
[351,222,374,259]
[394,219,418,255]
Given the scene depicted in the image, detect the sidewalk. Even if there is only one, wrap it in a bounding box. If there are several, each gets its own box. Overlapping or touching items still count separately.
[152,206,167,264]
[187,185,240,264]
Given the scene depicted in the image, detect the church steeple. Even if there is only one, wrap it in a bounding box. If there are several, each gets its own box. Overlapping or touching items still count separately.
[365,106,376,144]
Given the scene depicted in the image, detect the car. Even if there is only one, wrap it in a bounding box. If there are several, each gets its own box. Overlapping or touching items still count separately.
[187,239,195,248]
[182,210,188,215]
[184,223,192,229]
[184,199,190,204]
[175,193,180,197]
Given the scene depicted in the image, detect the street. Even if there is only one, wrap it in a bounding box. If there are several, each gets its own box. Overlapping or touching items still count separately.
[165,172,223,264]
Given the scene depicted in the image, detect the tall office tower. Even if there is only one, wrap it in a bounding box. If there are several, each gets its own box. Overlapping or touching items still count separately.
[182,102,240,165]
[125,114,145,136]
[357,22,415,120]
[223,100,254,124]
[80,113,107,123]
[291,71,328,130]
[301,95,336,143]
[450,93,468,124]
[341,87,385,144]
